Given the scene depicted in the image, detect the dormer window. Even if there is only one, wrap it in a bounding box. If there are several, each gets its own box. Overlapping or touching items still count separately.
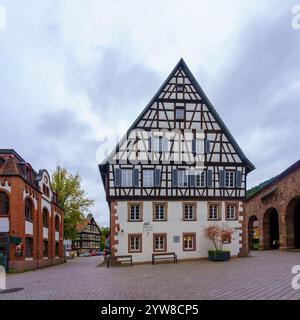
[25,166,32,181]
[175,108,185,120]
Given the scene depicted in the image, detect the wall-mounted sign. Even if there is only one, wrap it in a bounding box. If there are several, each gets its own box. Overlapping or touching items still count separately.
[143,221,152,233]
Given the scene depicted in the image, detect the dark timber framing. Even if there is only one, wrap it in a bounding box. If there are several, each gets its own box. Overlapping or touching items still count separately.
[99,58,255,202]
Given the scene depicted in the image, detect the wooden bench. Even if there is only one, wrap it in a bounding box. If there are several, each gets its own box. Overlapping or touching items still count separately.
[152,252,177,265]
[107,255,133,268]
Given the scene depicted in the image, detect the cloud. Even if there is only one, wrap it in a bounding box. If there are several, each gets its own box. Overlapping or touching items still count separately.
[204,0,300,186]
[1,0,300,227]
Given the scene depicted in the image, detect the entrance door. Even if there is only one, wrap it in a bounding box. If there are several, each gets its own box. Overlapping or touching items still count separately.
[294,200,300,248]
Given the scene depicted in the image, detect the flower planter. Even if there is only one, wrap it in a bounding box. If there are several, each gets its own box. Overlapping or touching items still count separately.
[208,250,230,261]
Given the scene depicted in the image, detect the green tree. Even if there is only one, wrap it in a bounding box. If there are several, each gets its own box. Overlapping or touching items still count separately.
[100,227,110,250]
[51,167,94,240]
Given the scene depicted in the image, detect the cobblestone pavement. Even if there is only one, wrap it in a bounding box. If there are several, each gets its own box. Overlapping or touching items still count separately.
[1,251,300,300]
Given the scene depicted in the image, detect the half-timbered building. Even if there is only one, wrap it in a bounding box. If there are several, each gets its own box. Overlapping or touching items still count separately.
[73,216,101,254]
[99,59,255,263]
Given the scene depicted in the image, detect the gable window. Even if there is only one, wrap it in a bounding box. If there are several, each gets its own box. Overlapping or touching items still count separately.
[143,170,154,187]
[128,234,142,253]
[152,136,168,152]
[25,198,34,222]
[208,203,220,220]
[195,171,206,187]
[128,203,143,222]
[176,84,184,92]
[178,170,188,187]
[121,169,132,187]
[0,191,9,215]
[183,233,196,251]
[153,203,167,221]
[183,203,196,221]
[175,108,185,120]
[43,208,48,228]
[225,171,235,188]
[195,140,204,154]
[25,237,33,258]
[153,234,167,252]
[226,204,237,220]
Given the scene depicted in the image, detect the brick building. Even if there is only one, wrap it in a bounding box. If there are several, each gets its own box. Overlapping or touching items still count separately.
[242,160,300,255]
[0,149,64,271]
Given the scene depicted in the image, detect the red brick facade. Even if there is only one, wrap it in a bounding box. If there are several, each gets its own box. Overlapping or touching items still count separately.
[241,160,300,255]
[0,150,64,271]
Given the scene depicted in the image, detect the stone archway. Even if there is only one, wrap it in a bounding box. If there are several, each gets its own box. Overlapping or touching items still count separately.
[263,208,280,250]
[286,196,300,249]
[248,215,259,250]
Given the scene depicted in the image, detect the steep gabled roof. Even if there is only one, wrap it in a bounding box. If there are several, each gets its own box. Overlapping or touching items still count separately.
[76,217,101,234]
[99,58,255,173]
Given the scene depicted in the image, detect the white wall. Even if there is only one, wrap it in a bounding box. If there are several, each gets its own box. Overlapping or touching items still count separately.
[25,221,33,235]
[115,201,242,262]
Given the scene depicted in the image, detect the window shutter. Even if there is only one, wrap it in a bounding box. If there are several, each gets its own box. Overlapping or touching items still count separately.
[204,139,211,153]
[236,170,242,188]
[114,168,121,187]
[154,169,161,187]
[219,170,225,188]
[172,169,178,187]
[189,174,195,187]
[192,139,196,154]
[207,170,213,188]
[132,169,139,187]
[148,136,152,152]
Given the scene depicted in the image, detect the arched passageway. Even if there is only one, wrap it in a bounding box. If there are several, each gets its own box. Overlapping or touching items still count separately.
[263,208,280,250]
[248,215,259,250]
[286,197,300,249]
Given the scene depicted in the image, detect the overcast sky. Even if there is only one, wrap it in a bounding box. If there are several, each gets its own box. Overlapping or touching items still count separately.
[1,0,300,226]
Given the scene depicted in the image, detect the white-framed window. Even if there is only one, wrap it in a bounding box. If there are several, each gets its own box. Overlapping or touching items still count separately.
[154,234,166,251]
[152,137,162,152]
[129,235,142,252]
[195,140,204,154]
[178,170,188,187]
[183,233,195,251]
[152,136,168,152]
[175,108,184,120]
[143,170,154,187]
[155,205,165,221]
[130,205,140,221]
[183,204,195,221]
[209,204,219,220]
[226,204,236,220]
[225,171,235,187]
[122,169,132,187]
[195,171,206,187]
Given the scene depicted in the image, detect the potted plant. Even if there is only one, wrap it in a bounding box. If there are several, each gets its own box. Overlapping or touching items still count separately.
[204,224,234,261]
